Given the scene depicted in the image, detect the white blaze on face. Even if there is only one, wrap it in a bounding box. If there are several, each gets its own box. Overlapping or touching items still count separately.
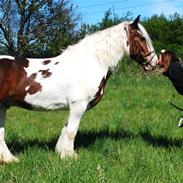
[138,24,158,69]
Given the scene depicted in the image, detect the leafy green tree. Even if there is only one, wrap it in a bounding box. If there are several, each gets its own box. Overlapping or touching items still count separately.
[0,0,80,57]
[143,13,183,58]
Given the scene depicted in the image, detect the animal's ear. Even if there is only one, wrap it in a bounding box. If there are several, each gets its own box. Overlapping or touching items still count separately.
[130,15,140,29]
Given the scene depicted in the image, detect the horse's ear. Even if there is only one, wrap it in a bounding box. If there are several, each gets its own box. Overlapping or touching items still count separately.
[130,15,140,29]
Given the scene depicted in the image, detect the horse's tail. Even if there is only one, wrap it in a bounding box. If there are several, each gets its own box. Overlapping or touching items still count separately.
[169,102,183,111]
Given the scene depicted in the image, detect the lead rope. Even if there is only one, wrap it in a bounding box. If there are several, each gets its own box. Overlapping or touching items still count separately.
[169,101,183,111]
[169,101,183,127]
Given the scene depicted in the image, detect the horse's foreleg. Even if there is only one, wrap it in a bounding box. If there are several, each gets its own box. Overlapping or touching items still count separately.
[55,101,87,159]
[0,106,19,163]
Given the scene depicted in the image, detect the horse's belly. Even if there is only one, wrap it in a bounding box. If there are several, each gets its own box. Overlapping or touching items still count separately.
[24,91,68,111]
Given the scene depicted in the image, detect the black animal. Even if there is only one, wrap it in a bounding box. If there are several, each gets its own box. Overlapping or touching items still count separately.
[158,50,183,127]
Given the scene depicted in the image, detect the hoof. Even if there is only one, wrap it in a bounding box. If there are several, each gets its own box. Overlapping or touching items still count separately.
[0,156,19,164]
[56,149,78,160]
[62,151,78,160]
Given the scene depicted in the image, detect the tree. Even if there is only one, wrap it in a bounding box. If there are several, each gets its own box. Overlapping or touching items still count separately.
[0,0,80,57]
[143,13,183,58]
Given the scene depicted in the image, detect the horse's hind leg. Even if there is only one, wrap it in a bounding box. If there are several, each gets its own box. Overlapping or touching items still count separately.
[0,105,19,163]
[55,101,87,159]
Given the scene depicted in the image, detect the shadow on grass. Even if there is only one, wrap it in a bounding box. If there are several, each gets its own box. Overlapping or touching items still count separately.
[75,128,133,149]
[139,130,183,148]
[8,128,133,154]
[8,128,183,154]
[8,138,56,154]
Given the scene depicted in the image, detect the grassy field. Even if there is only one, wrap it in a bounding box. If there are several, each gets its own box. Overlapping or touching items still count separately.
[0,61,183,183]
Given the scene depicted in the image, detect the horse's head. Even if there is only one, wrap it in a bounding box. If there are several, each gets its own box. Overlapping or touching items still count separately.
[126,15,158,71]
[158,50,180,73]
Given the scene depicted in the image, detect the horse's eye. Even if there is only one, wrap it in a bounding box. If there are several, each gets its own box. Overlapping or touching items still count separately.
[141,37,145,41]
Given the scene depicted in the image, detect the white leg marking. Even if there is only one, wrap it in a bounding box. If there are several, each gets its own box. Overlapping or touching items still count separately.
[0,106,19,163]
[178,117,183,127]
[55,101,87,159]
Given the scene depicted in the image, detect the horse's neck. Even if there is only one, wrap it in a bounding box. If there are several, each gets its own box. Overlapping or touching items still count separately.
[84,23,129,71]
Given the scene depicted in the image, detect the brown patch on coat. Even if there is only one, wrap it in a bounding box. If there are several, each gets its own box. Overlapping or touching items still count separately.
[39,69,52,78]
[88,71,112,110]
[42,60,51,65]
[55,62,59,65]
[26,73,42,94]
[0,57,42,109]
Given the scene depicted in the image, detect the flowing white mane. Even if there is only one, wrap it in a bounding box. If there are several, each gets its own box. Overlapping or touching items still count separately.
[61,21,155,71]
[62,22,129,70]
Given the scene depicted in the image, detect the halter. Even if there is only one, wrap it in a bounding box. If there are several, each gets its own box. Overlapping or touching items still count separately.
[124,24,155,67]
[142,50,156,65]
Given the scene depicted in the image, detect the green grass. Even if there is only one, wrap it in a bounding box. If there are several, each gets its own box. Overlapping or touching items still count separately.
[1,61,183,183]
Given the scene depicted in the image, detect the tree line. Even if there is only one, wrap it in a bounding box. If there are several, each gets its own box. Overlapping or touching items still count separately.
[0,0,183,58]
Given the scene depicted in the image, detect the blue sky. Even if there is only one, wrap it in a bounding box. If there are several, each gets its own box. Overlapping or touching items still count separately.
[71,0,183,24]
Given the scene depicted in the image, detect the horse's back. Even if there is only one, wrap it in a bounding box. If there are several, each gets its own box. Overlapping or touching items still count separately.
[0,51,107,110]
[24,54,105,110]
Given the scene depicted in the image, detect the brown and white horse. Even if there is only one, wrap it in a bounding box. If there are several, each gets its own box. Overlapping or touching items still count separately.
[0,15,157,163]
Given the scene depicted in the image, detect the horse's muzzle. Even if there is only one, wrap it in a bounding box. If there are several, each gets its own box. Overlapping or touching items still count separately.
[143,63,156,71]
